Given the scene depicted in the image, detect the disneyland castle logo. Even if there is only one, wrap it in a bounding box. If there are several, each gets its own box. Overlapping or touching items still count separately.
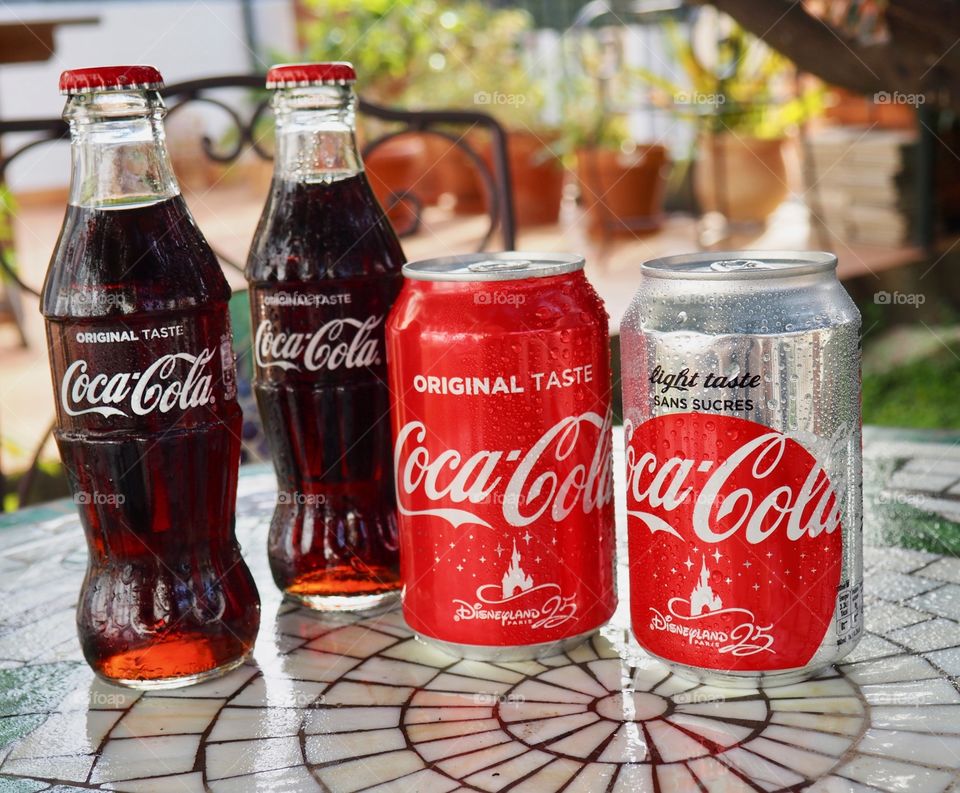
[647,556,775,657]
[452,540,577,630]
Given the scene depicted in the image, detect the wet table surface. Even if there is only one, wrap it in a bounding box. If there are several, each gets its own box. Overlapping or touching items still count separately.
[1,427,960,793]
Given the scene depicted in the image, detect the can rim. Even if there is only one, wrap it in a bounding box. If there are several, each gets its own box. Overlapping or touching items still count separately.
[402,252,585,282]
[641,250,838,280]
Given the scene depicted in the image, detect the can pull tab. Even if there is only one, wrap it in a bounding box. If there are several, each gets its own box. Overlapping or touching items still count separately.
[467,260,532,273]
[709,259,777,272]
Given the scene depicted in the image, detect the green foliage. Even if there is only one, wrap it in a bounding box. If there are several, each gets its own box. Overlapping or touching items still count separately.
[863,350,960,429]
[298,0,548,129]
[0,185,17,283]
[639,13,823,139]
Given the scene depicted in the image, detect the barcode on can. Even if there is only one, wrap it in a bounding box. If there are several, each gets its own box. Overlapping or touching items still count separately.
[836,580,863,645]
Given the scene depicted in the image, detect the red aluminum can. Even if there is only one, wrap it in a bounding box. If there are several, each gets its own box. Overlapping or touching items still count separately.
[386,252,616,660]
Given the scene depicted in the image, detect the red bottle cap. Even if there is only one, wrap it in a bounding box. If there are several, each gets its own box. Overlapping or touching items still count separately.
[266,62,357,89]
[59,65,164,95]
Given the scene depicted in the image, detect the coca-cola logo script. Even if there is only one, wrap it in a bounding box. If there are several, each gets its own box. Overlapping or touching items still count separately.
[626,412,843,671]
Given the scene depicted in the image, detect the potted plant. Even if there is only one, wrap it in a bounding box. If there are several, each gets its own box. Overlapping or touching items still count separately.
[644,11,823,224]
[558,49,670,240]
[396,5,566,226]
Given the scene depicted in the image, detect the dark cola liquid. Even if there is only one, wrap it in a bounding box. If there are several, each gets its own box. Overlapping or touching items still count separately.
[247,173,405,606]
[43,197,259,685]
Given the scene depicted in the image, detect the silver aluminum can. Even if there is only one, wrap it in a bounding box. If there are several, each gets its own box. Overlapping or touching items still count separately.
[620,251,862,688]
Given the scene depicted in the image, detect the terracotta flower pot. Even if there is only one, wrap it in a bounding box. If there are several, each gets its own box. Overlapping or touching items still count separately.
[364,136,426,232]
[694,134,788,222]
[484,131,565,228]
[576,145,669,239]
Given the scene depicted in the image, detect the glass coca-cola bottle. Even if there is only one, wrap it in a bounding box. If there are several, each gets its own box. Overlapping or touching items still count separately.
[246,63,406,611]
[42,66,260,688]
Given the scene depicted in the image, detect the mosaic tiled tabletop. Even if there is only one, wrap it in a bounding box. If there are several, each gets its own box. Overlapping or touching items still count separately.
[1,428,960,792]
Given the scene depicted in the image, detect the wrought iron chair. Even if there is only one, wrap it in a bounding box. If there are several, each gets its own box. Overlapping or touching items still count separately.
[0,74,517,509]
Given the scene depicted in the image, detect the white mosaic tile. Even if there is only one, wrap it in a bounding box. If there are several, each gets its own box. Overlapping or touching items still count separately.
[205,736,302,780]
[7,710,121,758]
[305,728,406,764]
[837,754,955,792]
[887,618,960,653]
[910,585,960,621]
[866,571,943,602]
[91,735,201,783]
[7,470,960,792]
[858,728,960,768]
[926,646,960,676]
[111,696,223,739]
[205,706,304,742]
[920,557,960,584]
[316,748,425,793]
[102,772,207,792]
[207,766,323,792]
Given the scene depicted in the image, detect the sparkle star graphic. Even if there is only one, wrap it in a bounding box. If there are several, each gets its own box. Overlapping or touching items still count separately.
[522,531,533,544]
[670,567,677,574]
[752,583,760,591]
[434,556,440,563]
[535,556,542,564]
[725,577,732,584]
[767,551,773,558]
[711,548,723,564]
[495,544,505,557]
[456,564,463,572]
[683,558,694,571]
[743,560,752,569]
[479,556,486,564]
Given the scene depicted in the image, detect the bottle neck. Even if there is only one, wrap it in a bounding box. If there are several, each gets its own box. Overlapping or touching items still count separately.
[272,85,363,183]
[64,89,179,209]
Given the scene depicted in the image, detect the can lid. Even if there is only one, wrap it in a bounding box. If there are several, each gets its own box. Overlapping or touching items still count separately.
[59,65,164,95]
[266,62,357,89]
[403,252,585,282]
[641,251,838,280]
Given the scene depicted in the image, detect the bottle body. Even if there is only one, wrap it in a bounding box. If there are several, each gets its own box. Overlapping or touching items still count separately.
[43,73,259,688]
[247,81,406,610]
